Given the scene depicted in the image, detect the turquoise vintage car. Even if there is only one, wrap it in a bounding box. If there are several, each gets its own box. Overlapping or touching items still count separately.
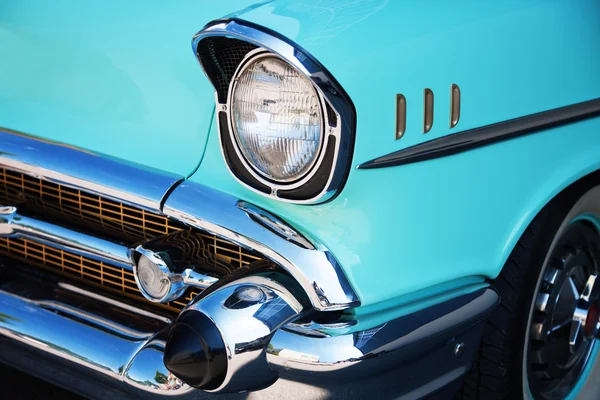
[1,1,600,399]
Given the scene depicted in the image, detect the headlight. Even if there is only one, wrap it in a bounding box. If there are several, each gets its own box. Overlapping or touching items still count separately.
[230,55,324,182]
[195,26,356,204]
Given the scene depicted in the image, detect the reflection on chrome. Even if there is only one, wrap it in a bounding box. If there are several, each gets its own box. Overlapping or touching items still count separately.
[125,337,194,396]
[237,201,314,250]
[164,274,305,393]
[0,128,182,211]
[0,278,166,382]
[0,269,200,397]
[0,205,131,269]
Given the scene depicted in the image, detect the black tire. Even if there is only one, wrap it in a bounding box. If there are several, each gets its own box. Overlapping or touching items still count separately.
[459,182,599,400]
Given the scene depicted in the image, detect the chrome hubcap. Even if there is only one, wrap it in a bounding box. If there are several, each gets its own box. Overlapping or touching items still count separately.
[527,222,600,399]
[570,275,600,351]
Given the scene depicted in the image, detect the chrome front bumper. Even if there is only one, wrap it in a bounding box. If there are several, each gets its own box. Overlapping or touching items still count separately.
[0,129,499,398]
[0,262,498,399]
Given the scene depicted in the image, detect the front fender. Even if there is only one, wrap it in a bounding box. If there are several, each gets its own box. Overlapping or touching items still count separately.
[188,0,600,309]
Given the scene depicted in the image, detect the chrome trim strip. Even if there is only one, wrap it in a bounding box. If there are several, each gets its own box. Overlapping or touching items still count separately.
[0,129,183,210]
[193,19,356,204]
[0,205,131,269]
[267,287,499,380]
[163,182,360,311]
[58,282,171,324]
[236,201,314,250]
[358,97,600,170]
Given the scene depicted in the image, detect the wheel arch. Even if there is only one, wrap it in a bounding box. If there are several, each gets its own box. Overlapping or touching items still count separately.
[494,157,600,281]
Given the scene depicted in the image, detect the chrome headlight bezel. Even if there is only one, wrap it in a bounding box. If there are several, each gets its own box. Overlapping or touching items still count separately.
[193,20,356,204]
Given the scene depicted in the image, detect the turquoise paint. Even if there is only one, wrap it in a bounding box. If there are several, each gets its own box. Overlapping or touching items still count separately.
[0,1,261,176]
[3,0,600,312]
[188,0,600,309]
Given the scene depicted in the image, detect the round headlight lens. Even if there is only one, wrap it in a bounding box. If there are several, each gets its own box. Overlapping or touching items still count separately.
[137,255,170,300]
[231,55,323,182]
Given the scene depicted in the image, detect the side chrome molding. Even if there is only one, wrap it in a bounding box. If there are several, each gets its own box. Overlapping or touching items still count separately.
[423,88,434,134]
[359,97,600,169]
[450,83,461,128]
[396,94,407,140]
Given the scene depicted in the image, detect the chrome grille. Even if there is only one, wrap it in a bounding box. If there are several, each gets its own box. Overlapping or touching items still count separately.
[0,167,262,268]
[0,167,264,313]
[0,167,181,241]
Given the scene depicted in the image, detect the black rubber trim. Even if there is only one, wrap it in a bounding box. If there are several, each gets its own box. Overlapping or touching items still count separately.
[358,97,600,170]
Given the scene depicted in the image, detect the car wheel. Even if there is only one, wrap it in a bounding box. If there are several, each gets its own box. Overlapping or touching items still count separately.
[461,184,600,400]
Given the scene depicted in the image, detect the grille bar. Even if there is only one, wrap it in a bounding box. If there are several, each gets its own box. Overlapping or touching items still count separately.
[0,167,264,314]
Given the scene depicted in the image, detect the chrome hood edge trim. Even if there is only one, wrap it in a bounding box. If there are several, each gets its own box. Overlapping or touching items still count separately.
[0,128,183,211]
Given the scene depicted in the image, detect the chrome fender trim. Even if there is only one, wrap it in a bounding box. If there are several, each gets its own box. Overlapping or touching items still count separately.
[163,182,360,311]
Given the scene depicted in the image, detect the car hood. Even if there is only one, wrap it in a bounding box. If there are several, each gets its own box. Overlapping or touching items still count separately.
[0,1,262,177]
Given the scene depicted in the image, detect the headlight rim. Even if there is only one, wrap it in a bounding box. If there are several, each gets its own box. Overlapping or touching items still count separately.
[193,19,357,204]
[226,49,330,187]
